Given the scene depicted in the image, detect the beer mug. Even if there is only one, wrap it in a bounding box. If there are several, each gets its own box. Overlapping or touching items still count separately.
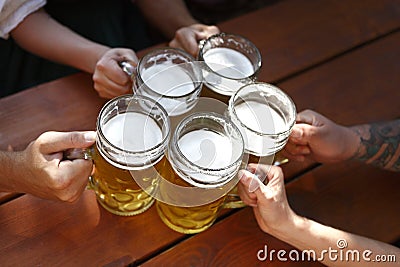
[135,47,203,116]
[224,82,296,207]
[66,95,170,216]
[227,82,296,165]
[155,112,245,234]
[198,33,262,97]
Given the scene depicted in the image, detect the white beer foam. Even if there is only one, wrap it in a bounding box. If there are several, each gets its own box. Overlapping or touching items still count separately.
[103,112,162,152]
[141,62,195,97]
[203,47,254,79]
[178,129,235,184]
[233,101,287,156]
[235,100,287,134]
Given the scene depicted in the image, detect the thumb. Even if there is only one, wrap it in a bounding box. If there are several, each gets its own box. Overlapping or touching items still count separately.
[239,169,266,193]
[39,131,96,154]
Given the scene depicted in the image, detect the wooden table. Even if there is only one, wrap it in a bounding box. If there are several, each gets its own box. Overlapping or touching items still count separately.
[0,0,399,266]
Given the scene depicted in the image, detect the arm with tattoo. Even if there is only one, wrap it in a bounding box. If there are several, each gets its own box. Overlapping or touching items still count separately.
[352,120,400,171]
[285,110,400,172]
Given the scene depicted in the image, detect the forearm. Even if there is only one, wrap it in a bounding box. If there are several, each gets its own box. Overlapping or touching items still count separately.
[10,9,109,74]
[351,120,400,171]
[271,214,400,266]
[135,0,198,39]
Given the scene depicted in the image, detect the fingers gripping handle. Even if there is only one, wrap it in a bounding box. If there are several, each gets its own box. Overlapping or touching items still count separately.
[63,147,94,160]
[62,147,95,190]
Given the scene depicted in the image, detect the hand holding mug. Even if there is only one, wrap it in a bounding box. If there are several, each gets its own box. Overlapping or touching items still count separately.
[283,109,360,163]
[16,131,95,202]
[169,23,220,57]
[237,164,295,234]
[92,48,138,99]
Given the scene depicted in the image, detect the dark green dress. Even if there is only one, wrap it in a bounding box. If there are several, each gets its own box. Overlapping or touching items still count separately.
[0,0,155,97]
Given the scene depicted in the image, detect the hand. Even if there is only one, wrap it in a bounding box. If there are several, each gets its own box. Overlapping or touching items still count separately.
[92,48,138,99]
[282,109,360,163]
[239,164,400,265]
[16,131,96,202]
[237,164,296,234]
[169,23,220,57]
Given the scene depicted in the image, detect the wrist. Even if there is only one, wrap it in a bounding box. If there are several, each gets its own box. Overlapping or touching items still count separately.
[269,212,313,248]
[267,209,305,240]
[82,44,110,74]
[341,125,362,161]
[347,125,367,161]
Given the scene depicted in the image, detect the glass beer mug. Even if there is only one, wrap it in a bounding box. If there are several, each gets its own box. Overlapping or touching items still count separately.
[227,82,296,166]
[135,47,203,116]
[155,112,245,234]
[198,33,262,97]
[66,95,170,216]
[224,82,296,207]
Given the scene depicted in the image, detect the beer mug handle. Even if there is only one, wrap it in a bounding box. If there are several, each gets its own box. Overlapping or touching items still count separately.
[119,61,137,79]
[63,147,95,190]
[119,61,138,92]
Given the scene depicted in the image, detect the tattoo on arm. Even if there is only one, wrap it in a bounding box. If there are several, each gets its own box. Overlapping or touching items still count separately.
[353,120,400,172]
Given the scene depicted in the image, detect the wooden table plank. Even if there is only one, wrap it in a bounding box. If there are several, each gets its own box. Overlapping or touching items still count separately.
[287,162,400,242]
[218,0,400,83]
[0,73,106,151]
[279,32,400,125]
[0,191,186,266]
[141,162,400,267]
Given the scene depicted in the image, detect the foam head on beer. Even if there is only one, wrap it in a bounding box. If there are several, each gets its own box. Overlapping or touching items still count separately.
[178,128,235,184]
[170,112,244,188]
[203,47,255,79]
[100,111,166,169]
[228,82,296,157]
[198,33,261,96]
[232,99,288,156]
[141,61,196,97]
[136,48,203,116]
[103,112,163,152]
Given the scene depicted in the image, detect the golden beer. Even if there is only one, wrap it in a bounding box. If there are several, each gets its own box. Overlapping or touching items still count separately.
[156,158,227,234]
[90,145,157,216]
[90,95,170,216]
[156,113,244,234]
